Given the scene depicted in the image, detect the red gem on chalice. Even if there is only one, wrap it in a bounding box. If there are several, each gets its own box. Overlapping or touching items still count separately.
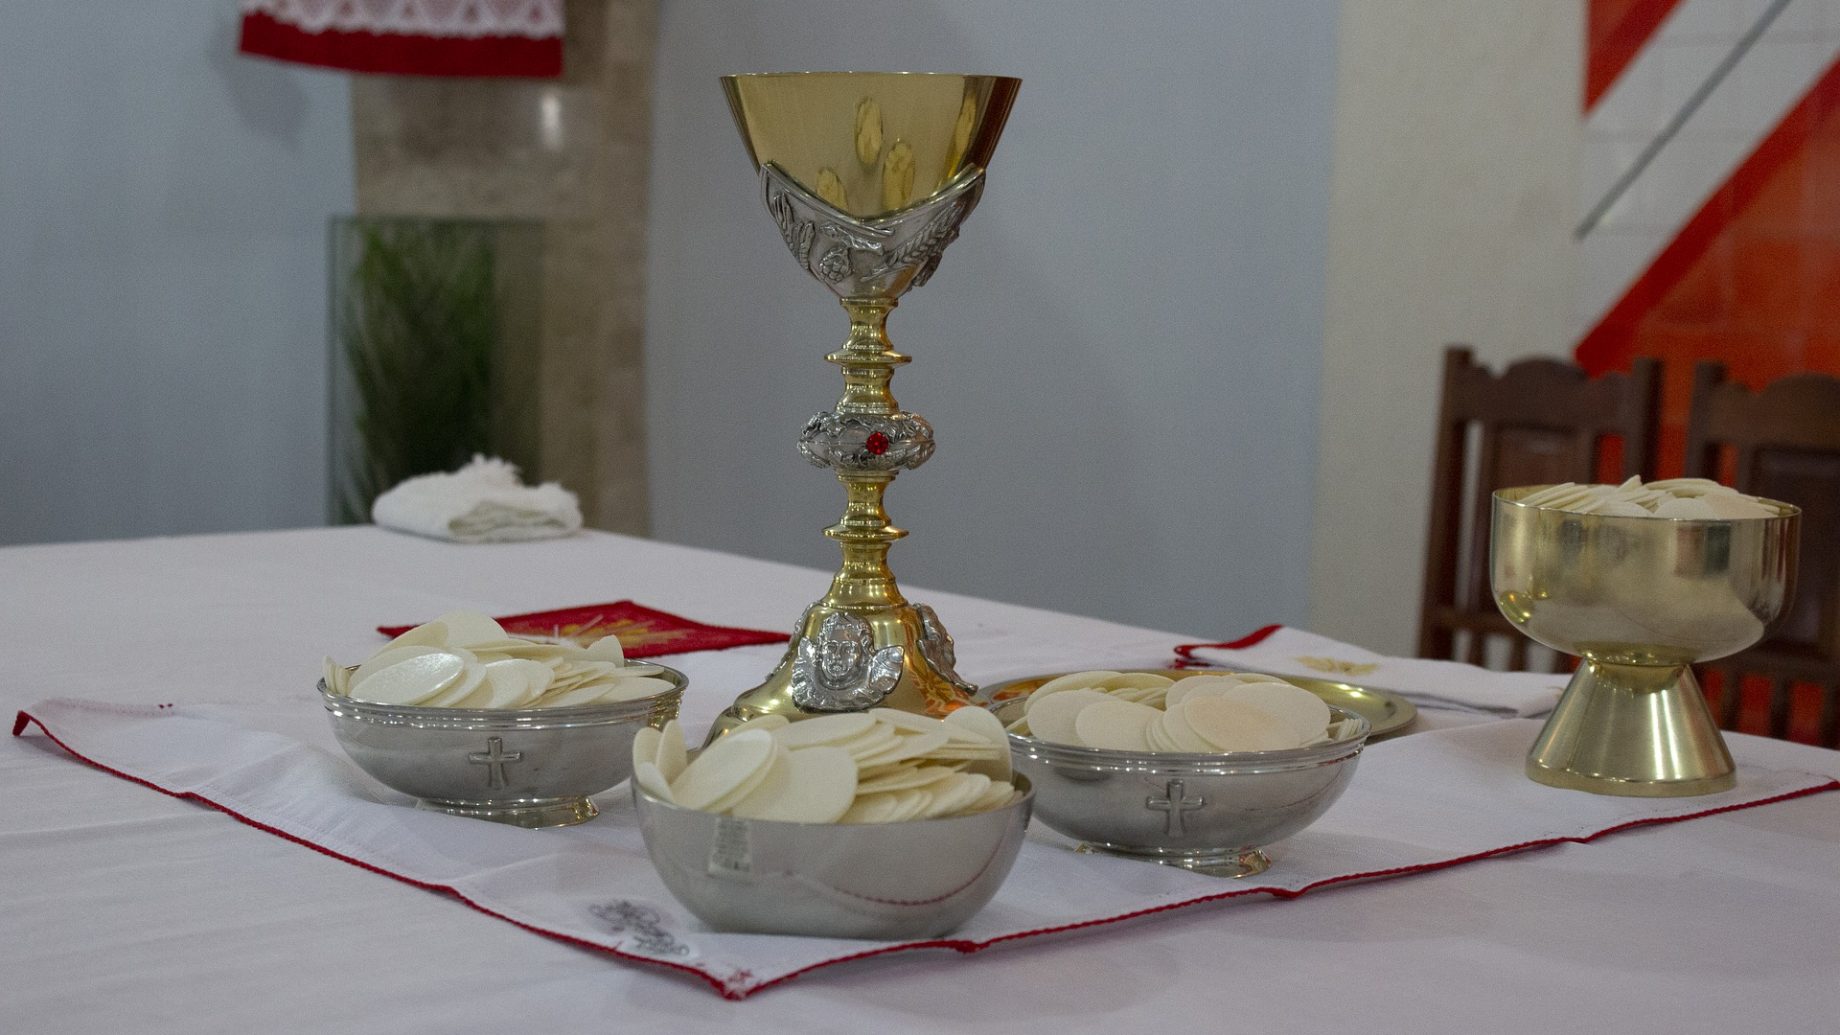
[865,432,891,456]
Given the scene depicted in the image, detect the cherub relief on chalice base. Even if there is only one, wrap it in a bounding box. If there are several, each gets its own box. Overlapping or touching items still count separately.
[916,603,976,697]
[790,612,904,711]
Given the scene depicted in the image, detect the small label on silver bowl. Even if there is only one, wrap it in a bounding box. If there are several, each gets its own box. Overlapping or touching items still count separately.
[707,815,753,878]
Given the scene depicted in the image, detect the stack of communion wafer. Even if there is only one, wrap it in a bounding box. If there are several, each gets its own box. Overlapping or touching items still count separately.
[632,708,1021,824]
[1007,670,1352,753]
[321,610,674,709]
[1521,477,1778,519]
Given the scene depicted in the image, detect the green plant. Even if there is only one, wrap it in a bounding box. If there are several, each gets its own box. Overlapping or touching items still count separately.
[335,222,498,523]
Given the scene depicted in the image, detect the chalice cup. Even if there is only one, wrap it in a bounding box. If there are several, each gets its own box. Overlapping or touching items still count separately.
[1491,487,1800,796]
[710,72,1021,734]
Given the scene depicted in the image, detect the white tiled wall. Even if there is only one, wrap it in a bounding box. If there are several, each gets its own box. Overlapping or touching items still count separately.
[1579,0,1840,332]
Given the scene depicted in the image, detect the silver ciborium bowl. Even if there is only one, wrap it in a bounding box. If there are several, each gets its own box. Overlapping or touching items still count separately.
[633,774,1033,939]
[1491,487,1800,796]
[1000,702,1370,878]
[318,666,685,828]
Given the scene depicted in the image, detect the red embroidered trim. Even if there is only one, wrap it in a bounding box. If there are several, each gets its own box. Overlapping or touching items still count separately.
[15,706,1837,1000]
[237,11,563,78]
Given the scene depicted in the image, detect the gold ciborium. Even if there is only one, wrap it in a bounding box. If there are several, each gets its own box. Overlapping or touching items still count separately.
[710,72,1021,734]
[1491,487,1800,796]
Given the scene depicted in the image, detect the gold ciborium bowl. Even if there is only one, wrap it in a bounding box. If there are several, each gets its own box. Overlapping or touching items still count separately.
[1490,487,1800,796]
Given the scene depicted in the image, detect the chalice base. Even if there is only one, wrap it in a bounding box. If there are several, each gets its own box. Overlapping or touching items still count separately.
[1526,660,1736,797]
[706,600,978,742]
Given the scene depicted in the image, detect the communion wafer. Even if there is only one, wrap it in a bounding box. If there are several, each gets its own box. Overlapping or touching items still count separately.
[1221,682,1332,744]
[420,658,490,707]
[1015,670,1347,754]
[1027,688,1113,745]
[468,658,552,708]
[352,645,448,691]
[655,720,688,783]
[853,728,951,767]
[920,773,991,819]
[839,793,905,824]
[1164,674,1240,708]
[330,610,675,709]
[1099,672,1178,692]
[1158,705,1216,752]
[941,705,1013,782]
[1073,698,1160,751]
[634,760,674,802]
[730,746,859,823]
[632,726,662,769]
[942,703,1006,744]
[1181,697,1299,752]
[774,712,876,748]
[856,762,964,794]
[706,741,791,815]
[841,726,903,760]
[1025,670,1126,710]
[636,708,1021,824]
[353,651,469,706]
[670,729,777,811]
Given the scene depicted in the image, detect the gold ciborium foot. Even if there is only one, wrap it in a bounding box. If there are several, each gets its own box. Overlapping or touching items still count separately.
[1527,660,1735,797]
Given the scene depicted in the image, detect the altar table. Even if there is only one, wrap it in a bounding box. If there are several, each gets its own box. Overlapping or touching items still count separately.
[3,528,1837,1032]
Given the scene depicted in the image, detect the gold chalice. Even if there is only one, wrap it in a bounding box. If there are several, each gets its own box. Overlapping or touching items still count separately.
[710,72,1020,734]
[1491,487,1800,796]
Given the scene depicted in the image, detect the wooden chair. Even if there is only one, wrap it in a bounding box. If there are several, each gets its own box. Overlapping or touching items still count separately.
[1686,362,1840,746]
[1417,346,1661,669]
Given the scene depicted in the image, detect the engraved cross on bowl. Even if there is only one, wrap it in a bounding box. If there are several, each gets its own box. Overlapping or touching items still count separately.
[467,736,524,790]
[1146,778,1205,836]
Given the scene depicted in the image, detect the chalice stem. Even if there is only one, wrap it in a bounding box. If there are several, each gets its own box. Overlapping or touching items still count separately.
[823,298,909,612]
[707,296,976,734]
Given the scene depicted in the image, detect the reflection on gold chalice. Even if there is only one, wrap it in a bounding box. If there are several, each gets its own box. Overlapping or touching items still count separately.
[1491,487,1800,796]
[709,72,1021,736]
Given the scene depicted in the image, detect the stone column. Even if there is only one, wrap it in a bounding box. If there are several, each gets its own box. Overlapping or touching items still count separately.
[349,0,655,534]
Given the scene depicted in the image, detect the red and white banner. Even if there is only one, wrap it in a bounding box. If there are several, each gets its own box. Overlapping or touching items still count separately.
[238,0,565,78]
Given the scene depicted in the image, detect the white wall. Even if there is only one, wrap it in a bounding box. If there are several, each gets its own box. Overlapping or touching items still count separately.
[646,0,1342,640]
[1308,1,1581,653]
[0,3,353,545]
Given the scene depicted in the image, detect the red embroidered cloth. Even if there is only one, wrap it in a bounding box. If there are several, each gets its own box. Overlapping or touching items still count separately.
[377,601,790,658]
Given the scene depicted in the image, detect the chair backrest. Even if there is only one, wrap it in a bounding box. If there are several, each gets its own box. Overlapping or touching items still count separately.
[1685,361,1840,746]
[1418,346,1661,670]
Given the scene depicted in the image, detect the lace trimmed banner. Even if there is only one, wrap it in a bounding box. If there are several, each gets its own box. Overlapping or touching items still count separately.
[238,0,564,78]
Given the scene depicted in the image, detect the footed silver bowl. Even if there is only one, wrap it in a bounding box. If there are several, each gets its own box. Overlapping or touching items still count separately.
[318,668,684,828]
[1003,704,1369,878]
[633,775,1033,940]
